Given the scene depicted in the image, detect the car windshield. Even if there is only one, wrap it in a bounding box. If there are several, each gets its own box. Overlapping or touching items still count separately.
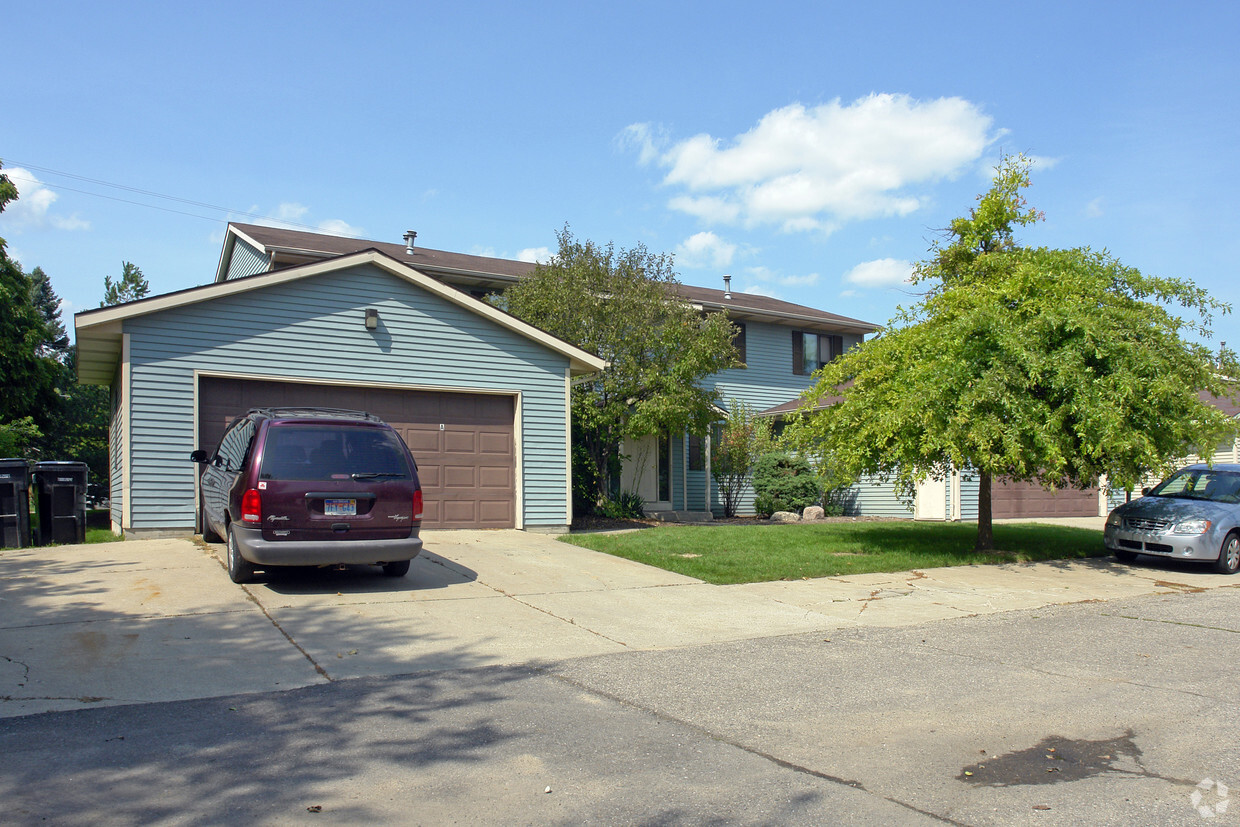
[1148,469,1240,504]
[260,424,411,481]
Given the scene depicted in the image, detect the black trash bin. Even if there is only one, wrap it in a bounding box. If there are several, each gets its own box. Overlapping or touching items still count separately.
[34,461,89,545]
[0,458,32,548]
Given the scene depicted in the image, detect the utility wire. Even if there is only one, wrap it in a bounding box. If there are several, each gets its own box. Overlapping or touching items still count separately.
[1,159,364,238]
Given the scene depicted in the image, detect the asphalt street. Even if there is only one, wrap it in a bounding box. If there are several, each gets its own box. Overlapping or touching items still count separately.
[3,532,1240,824]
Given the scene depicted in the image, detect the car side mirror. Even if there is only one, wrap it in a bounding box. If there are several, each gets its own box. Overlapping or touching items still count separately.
[1140,486,1151,497]
[190,450,209,464]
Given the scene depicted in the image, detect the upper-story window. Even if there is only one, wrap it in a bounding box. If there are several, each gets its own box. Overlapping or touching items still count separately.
[732,322,747,368]
[792,331,843,375]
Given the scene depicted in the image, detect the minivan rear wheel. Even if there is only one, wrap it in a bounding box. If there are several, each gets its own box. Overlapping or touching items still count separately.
[382,559,411,577]
[227,525,257,584]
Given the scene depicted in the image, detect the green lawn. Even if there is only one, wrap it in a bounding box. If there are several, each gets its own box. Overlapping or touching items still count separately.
[560,521,1105,585]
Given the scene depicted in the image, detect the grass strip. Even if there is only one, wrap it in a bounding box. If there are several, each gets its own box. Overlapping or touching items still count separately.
[560,521,1104,585]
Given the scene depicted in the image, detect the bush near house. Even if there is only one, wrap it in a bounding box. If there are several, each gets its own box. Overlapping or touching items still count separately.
[752,452,823,517]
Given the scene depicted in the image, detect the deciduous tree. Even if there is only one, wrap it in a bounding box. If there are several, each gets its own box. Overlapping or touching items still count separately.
[497,227,738,503]
[786,156,1237,551]
[711,400,773,517]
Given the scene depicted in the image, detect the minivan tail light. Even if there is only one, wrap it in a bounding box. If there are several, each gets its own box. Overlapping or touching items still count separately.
[242,489,262,524]
[413,489,423,521]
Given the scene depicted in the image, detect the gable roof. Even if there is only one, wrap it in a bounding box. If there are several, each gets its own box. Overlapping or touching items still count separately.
[222,223,878,335]
[75,248,608,385]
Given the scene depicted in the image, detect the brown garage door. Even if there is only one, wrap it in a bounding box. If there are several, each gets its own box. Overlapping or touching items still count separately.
[198,377,515,529]
[991,479,1099,519]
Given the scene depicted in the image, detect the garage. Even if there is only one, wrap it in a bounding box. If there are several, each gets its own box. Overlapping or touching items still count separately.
[991,479,1100,519]
[198,376,516,529]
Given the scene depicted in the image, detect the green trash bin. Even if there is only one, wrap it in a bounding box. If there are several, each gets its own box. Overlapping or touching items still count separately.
[0,458,32,548]
[34,461,89,545]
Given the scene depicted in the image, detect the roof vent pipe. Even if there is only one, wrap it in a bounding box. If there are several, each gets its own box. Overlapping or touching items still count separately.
[723,274,732,299]
[403,230,417,255]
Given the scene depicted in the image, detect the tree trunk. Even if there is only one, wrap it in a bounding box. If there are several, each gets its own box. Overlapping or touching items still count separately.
[975,470,994,551]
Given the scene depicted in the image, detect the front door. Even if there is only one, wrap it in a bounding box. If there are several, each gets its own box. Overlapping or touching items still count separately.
[620,434,672,511]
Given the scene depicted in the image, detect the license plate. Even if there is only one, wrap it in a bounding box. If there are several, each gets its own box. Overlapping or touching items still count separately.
[324,498,357,517]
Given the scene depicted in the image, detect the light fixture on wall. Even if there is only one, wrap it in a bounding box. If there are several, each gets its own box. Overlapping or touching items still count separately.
[365,308,379,330]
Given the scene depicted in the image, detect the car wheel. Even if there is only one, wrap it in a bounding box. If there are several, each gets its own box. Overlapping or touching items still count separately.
[200,495,221,543]
[382,559,411,578]
[1214,532,1240,575]
[1114,549,1138,563]
[227,525,257,584]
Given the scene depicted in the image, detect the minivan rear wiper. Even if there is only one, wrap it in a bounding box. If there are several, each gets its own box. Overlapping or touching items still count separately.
[350,472,404,480]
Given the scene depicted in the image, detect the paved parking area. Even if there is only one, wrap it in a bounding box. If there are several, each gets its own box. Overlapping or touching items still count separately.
[3,527,1235,718]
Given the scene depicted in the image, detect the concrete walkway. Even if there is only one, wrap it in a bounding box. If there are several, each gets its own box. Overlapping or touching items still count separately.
[2,525,1232,718]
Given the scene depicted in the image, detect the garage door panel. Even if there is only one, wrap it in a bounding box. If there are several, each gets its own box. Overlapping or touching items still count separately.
[415,463,441,488]
[444,430,477,453]
[479,500,514,524]
[197,377,515,529]
[443,500,478,523]
[479,432,512,454]
[404,427,443,454]
[443,466,477,488]
[479,466,511,487]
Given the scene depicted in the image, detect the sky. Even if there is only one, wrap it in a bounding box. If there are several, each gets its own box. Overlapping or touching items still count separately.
[3,1,1237,348]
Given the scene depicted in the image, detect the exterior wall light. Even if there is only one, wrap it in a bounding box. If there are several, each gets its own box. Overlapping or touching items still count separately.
[365,308,379,330]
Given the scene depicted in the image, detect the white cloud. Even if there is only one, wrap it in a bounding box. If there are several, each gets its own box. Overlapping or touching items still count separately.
[0,168,91,232]
[516,246,552,264]
[316,218,364,236]
[675,231,737,269]
[741,284,779,298]
[624,94,995,232]
[844,258,914,287]
[250,202,362,237]
[1085,197,1104,218]
[616,122,663,165]
[746,265,820,289]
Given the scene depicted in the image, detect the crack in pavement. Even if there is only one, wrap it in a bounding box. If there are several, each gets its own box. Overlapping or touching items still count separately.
[546,668,969,826]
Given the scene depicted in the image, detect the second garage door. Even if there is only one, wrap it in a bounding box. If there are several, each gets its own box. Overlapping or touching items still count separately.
[198,377,516,529]
[991,479,1100,519]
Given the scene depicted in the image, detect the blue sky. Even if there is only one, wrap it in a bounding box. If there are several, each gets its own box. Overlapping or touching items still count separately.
[3,1,1237,348]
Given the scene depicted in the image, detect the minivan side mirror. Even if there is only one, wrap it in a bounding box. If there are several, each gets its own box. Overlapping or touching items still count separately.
[1140,486,1151,496]
[190,450,209,464]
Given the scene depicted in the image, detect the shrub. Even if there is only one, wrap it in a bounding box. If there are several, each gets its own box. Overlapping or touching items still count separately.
[599,490,646,519]
[752,452,823,517]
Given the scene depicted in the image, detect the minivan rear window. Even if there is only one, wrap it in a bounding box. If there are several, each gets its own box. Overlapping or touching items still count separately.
[260,424,412,481]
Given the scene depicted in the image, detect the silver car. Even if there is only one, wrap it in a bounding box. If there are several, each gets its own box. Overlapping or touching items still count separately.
[1104,464,1240,574]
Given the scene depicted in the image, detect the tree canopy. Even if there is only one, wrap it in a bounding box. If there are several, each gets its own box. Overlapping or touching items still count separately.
[786,156,1238,550]
[496,226,739,502]
[101,261,150,306]
[0,164,62,437]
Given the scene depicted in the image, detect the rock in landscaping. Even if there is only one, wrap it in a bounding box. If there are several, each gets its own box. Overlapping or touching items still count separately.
[802,505,825,521]
[770,511,801,523]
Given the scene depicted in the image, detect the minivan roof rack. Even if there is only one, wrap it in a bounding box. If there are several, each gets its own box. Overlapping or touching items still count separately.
[246,407,383,422]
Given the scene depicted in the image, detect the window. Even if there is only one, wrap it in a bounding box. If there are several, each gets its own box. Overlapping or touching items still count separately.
[215,418,257,471]
[688,434,704,471]
[792,331,843,375]
[731,322,747,367]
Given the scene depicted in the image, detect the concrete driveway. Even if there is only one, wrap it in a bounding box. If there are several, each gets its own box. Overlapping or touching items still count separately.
[3,527,1234,718]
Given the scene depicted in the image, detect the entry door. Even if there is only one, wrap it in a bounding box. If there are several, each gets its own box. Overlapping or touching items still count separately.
[914,476,948,520]
[621,434,671,510]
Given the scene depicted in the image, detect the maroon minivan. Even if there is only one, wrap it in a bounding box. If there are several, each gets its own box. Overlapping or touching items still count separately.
[191,408,424,583]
